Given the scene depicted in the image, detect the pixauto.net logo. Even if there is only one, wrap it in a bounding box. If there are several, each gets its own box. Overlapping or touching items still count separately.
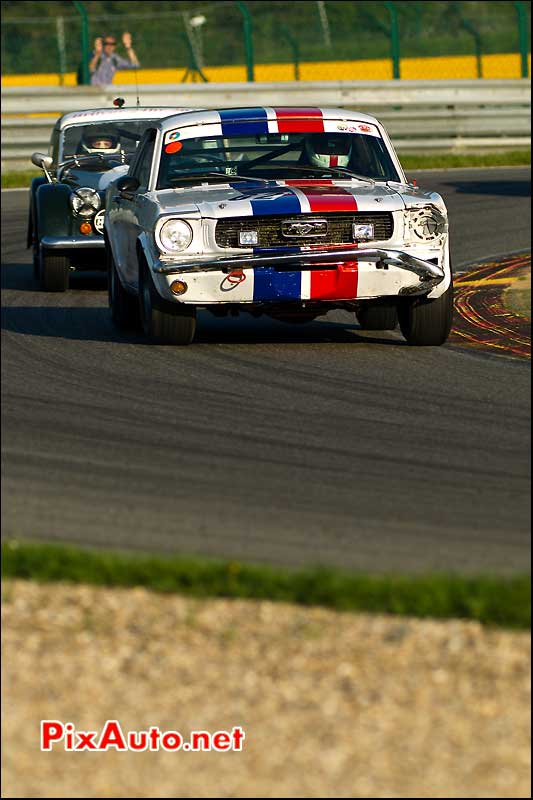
[41,720,245,753]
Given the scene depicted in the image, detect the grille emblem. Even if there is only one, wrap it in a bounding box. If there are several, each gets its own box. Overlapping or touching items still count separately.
[281,218,328,238]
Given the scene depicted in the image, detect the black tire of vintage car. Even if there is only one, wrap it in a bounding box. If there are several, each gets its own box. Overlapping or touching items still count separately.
[40,252,70,292]
[357,303,398,331]
[107,241,140,330]
[139,260,196,345]
[27,176,48,280]
[34,183,73,292]
[398,282,454,346]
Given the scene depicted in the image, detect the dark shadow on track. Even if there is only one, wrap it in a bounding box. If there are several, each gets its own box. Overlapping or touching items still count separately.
[1,262,107,292]
[1,304,405,347]
[443,179,531,198]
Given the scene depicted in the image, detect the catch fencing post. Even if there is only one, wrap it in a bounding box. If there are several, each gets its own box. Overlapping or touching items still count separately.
[384,1,400,79]
[514,1,530,78]
[72,1,90,85]
[235,1,254,81]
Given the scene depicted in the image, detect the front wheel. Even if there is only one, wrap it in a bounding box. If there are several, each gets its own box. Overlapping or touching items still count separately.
[140,263,196,345]
[398,283,454,346]
[108,245,140,330]
[29,211,40,280]
[40,250,70,292]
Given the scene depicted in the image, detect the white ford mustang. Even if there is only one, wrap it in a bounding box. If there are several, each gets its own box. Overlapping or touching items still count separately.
[105,106,453,346]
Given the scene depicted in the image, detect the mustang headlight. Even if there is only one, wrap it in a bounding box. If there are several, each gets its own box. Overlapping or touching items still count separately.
[408,206,448,242]
[70,187,101,218]
[157,219,193,253]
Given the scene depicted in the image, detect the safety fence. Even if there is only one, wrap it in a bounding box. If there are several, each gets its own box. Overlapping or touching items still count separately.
[2,79,530,169]
[1,1,530,85]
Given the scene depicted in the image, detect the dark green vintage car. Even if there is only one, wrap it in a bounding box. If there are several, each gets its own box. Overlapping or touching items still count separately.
[27,105,191,291]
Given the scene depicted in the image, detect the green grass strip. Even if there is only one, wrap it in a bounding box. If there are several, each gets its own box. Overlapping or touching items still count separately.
[401,150,531,170]
[2,540,530,629]
[1,170,39,189]
[1,151,531,189]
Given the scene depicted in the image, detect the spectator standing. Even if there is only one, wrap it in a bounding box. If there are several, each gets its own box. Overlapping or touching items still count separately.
[89,32,140,86]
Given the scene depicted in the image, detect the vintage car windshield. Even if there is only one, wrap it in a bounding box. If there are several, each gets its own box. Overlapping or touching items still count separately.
[61,120,156,167]
[157,130,400,188]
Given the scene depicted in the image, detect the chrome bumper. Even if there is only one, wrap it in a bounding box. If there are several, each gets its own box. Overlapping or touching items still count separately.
[41,236,105,249]
[154,247,445,289]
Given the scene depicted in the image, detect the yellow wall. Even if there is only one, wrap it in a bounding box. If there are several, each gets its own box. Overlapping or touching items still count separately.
[1,52,530,87]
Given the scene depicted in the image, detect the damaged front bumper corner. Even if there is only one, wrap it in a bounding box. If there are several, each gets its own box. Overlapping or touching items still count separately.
[153,247,445,293]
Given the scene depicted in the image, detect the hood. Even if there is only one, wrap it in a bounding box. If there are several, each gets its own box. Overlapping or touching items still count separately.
[154,179,410,218]
[60,167,106,192]
[61,163,132,194]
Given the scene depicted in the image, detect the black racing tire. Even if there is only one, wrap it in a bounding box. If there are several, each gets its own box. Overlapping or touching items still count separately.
[33,244,40,281]
[108,245,140,330]
[29,210,40,280]
[357,304,398,331]
[398,282,454,346]
[139,262,196,345]
[40,250,70,292]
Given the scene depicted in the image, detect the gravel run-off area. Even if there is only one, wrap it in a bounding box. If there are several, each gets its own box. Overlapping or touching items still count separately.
[2,580,531,798]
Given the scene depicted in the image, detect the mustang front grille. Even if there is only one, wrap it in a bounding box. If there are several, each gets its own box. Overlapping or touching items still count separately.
[215,213,394,249]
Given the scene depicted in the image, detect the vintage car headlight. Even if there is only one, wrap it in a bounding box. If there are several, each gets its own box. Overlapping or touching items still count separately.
[157,219,193,253]
[70,187,101,218]
[408,206,448,242]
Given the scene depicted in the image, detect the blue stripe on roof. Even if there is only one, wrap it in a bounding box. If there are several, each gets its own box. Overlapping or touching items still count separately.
[219,107,269,136]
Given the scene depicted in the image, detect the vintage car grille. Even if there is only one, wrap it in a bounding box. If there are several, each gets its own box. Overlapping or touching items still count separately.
[215,213,394,248]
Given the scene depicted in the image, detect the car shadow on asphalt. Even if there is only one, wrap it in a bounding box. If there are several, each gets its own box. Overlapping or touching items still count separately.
[1,305,405,347]
[442,179,531,198]
[2,261,405,347]
[1,262,107,293]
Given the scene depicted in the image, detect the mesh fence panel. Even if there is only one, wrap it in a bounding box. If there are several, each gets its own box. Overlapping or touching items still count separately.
[1,0,530,84]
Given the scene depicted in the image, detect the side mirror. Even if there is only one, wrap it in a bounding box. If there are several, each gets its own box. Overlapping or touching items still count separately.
[31,152,53,170]
[116,175,140,195]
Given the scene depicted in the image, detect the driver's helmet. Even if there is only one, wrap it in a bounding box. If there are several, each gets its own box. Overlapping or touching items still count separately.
[80,128,121,156]
[304,133,352,169]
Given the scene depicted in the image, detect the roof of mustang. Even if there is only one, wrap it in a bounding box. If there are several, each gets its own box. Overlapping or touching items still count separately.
[157,106,382,136]
[56,107,195,130]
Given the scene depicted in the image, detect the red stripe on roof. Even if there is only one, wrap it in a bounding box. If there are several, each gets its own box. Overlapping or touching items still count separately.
[310,263,359,300]
[274,107,324,133]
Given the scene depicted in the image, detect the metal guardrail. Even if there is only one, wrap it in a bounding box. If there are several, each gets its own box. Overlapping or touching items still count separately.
[2,80,530,169]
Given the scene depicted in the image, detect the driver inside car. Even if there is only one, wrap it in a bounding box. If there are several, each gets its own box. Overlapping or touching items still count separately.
[302,133,353,169]
[77,130,122,156]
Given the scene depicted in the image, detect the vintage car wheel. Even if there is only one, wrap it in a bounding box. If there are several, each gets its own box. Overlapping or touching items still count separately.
[40,250,70,292]
[32,243,40,281]
[398,283,454,346]
[140,264,196,345]
[357,304,398,330]
[108,249,140,330]
[28,210,40,280]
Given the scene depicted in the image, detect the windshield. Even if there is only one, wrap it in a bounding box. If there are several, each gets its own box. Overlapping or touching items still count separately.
[157,130,400,189]
[61,120,157,168]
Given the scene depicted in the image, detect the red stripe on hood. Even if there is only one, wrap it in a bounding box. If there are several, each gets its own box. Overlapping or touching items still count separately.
[298,185,359,213]
[285,179,333,186]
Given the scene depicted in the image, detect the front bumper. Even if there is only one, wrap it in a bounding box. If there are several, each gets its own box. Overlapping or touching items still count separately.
[40,236,105,250]
[154,247,445,293]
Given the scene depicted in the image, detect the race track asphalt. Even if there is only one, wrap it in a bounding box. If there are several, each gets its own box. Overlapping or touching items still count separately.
[1,167,531,573]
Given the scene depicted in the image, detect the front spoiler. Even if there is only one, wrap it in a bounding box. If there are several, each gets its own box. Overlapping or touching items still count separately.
[41,236,105,250]
[154,248,445,291]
